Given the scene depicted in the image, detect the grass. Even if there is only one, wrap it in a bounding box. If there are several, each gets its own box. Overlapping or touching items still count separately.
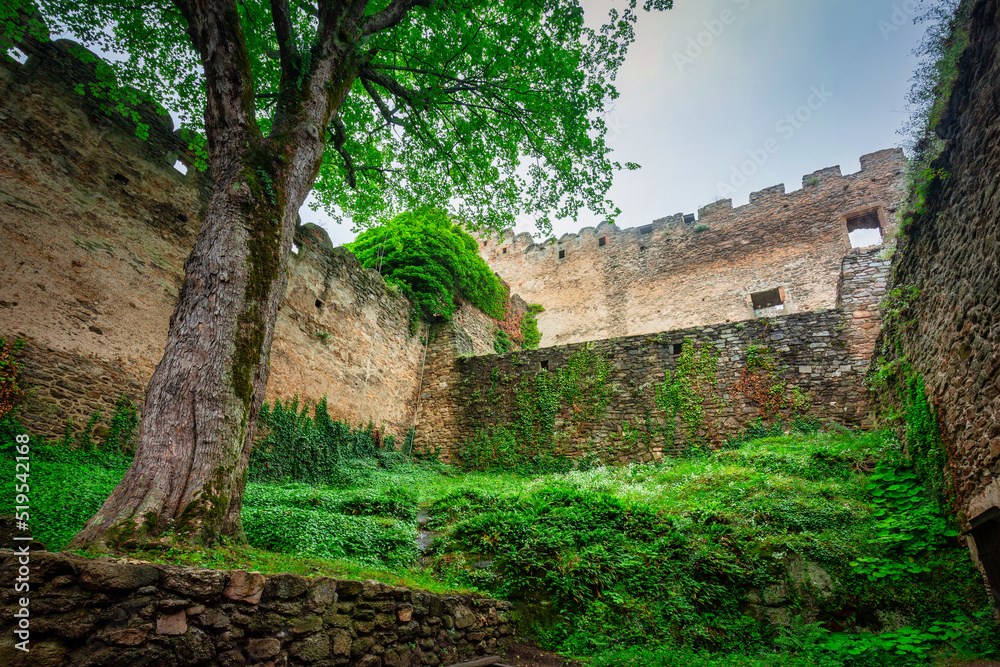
[0,425,995,666]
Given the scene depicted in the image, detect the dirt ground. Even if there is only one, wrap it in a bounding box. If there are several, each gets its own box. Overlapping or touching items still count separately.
[496,641,585,667]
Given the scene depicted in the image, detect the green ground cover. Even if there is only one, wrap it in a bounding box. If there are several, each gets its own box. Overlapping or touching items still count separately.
[1,410,995,666]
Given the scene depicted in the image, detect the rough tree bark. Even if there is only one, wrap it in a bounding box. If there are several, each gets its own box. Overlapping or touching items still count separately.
[69,0,374,549]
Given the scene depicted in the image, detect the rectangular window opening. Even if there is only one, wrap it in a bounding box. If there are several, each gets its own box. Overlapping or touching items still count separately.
[172,160,189,175]
[558,249,566,259]
[502,247,507,254]
[540,360,550,370]
[751,288,784,317]
[639,224,653,234]
[598,236,607,247]
[846,209,883,248]
[670,343,683,355]
[683,213,696,224]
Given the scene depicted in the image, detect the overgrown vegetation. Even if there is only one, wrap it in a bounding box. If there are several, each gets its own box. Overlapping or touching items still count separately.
[250,396,403,486]
[429,429,993,664]
[520,303,544,349]
[0,337,28,446]
[0,423,993,664]
[654,338,718,448]
[459,346,611,471]
[349,208,508,322]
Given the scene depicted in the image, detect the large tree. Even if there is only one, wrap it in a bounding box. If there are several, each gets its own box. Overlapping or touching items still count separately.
[3,0,669,549]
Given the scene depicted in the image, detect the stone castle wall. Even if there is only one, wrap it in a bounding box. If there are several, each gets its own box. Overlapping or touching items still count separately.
[414,248,891,462]
[0,550,512,666]
[480,150,904,347]
[872,0,1000,555]
[0,40,447,442]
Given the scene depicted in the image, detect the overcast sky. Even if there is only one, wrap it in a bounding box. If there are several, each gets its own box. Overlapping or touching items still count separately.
[312,0,927,247]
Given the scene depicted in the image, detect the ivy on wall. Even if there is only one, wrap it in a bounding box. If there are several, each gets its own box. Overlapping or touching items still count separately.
[459,346,611,471]
[653,338,719,448]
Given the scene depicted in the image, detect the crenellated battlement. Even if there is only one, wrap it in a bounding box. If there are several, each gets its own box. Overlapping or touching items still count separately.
[483,149,904,255]
[480,148,905,347]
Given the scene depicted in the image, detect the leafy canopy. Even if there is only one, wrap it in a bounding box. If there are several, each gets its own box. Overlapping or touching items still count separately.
[350,208,506,320]
[5,0,673,235]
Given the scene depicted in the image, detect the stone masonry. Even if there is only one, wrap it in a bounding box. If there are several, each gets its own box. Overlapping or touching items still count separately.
[480,150,905,347]
[871,0,1000,592]
[414,246,890,461]
[0,550,513,666]
[0,38,497,442]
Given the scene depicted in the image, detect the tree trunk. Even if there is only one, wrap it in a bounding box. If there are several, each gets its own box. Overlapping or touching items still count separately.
[70,0,358,550]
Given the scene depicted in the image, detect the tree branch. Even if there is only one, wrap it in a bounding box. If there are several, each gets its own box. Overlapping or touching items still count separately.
[330,115,357,188]
[361,77,405,128]
[361,0,433,37]
[269,0,298,71]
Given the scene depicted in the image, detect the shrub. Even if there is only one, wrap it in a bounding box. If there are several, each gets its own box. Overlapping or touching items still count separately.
[520,304,544,349]
[349,208,507,321]
[250,396,401,485]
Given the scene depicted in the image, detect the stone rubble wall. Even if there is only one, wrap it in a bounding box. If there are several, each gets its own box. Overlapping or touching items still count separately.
[414,249,890,461]
[0,550,512,666]
[480,150,905,347]
[872,0,1000,557]
[0,41,463,442]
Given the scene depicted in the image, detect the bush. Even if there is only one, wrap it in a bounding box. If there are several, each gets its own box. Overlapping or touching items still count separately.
[250,396,401,485]
[520,304,544,349]
[349,208,508,321]
[0,337,27,419]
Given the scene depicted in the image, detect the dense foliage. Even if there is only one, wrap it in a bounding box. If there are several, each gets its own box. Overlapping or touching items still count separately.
[1,423,994,664]
[250,396,403,485]
[4,0,672,232]
[350,209,508,321]
[429,429,993,663]
[520,304,545,349]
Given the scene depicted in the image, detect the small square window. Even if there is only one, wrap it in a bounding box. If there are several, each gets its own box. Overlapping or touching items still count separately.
[639,224,653,234]
[751,288,784,317]
[558,249,566,259]
[540,360,550,370]
[502,247,507,254]
[671,343,683,355]
[483,241,488,247]
[598,237,607,247]
[683,213,696,224]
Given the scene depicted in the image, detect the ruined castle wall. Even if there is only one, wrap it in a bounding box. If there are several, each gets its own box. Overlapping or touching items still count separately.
[482,150,905,348]
[414,247,890,461]
[0,44,431,441]
[873,0,1000,533]
[0,550,513,666]
[414,310,867,463]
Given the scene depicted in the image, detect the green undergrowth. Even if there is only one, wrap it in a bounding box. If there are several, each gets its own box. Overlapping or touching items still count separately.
[0,424,994,665]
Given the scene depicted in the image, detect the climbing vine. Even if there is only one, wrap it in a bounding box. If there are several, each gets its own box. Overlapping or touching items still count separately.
[520,304,544,349]
[905,375,948,506]
[459,346,611,471]
[653,339,718,448]
[734,343,787,418]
